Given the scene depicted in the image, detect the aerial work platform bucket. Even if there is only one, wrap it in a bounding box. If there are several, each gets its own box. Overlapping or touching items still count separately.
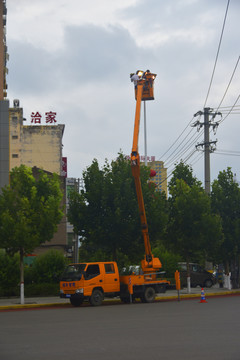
[134,71,157,101]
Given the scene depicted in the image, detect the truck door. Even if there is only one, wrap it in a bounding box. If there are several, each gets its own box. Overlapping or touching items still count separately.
[84,264,103,295]
[103,263,120,293]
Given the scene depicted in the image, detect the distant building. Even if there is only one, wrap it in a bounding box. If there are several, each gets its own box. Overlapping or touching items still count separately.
[0,2,69,256]
[147,160,167,195]
[139,156,168,195]
[8,101,68,255]
[0,0,9,191]
[126,154,168,195]
[0,99,9,191]
[9,103,64,175]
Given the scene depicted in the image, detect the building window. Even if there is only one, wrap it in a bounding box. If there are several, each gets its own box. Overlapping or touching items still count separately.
[12,135,18,139]
[11,116,18,123]
[12,154,19,158]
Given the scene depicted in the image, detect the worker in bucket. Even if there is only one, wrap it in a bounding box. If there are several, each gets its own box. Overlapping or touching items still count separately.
[130,71,140,88]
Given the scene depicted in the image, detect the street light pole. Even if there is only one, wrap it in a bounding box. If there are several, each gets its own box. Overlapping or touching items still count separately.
[144,101,147,166]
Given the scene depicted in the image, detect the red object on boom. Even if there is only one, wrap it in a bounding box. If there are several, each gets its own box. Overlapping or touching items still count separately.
[149,169,156,178]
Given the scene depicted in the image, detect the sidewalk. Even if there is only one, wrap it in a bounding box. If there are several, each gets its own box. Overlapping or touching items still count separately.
[1,286,240,310]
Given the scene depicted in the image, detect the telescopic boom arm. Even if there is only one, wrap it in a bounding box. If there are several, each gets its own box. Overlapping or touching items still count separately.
[130,70,162,273]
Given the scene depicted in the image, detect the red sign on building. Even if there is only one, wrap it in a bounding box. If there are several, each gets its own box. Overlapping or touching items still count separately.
[45,111,57,124]
[31,111,42,124]
[30,111,57,124]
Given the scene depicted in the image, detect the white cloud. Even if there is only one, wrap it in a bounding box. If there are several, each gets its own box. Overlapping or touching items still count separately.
[5,0,240,185]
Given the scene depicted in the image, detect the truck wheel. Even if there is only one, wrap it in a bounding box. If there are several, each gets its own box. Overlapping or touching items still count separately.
[141,287,155,303]
[204,279,213,288]
[70,297,83,307]
[120,296,131,304]
[90,289,103,306]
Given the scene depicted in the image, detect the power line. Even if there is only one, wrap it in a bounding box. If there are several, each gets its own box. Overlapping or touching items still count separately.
[166,92,239,171]
[219,93,240,124]
[220,112,240,114]
[161,114,204,168]
[182,149,197,163]
[163,127,195,164]
[215,55,240,112]
[190,152,204,167]
[160,0,233,180]
[158,0,231,179]
[179,52,239,176]
[203,0,230,108]
[166,130,203,168]
[158,116,194,160]
[217,149,240,154]
[157,0,233,187]
[217,105,240,109]
[158,148,203,188]
[214,151,240,157]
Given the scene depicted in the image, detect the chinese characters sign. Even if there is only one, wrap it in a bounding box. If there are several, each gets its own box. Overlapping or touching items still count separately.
[126,155,155,162]
[31,111,57,124]
[140,155,155,162]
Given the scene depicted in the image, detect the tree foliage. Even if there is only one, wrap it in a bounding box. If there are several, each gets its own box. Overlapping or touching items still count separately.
[0,250,19,290]
[211,168,240,282]
[168,161,202,192]
[0,165,64,255]
[152,243,182,278]
[0,165,64,302]
[29,250,67,284]
[68,153,168,266]
[166,177,222,266]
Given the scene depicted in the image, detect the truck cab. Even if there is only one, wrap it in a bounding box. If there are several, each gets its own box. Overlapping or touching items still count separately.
[60,262,120,306]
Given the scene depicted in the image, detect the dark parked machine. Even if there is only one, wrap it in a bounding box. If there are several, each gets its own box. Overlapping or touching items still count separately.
[178,262,216,288]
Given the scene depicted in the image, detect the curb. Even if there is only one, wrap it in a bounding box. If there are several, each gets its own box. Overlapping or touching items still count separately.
[1,290,240,310]
[156,290,240,302]
[0,302,70,311]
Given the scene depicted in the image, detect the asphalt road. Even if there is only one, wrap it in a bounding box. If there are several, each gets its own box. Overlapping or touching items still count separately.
[1,296,240,360]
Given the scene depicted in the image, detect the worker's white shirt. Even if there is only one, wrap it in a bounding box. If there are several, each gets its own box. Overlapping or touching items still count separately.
[131,74,140,86]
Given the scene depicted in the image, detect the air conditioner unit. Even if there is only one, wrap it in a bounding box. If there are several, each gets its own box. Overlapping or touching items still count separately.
[13,99,20,108]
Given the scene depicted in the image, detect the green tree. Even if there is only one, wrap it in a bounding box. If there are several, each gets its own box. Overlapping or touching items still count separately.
[211,168,240,288]
[152,243,182,278]
[30,250,67,283]
[166,179,222,291]
[68,153,168,267]
[0,250,19,296]
[168,161,202,191]
[0,165,64,303]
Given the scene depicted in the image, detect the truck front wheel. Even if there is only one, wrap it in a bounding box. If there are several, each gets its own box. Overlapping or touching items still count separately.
[70,297,83,307]
[90,289,103,306]
[141,287,156,303]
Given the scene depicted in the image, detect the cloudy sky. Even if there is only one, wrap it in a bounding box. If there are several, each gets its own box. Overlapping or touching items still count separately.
[6,0,240,187]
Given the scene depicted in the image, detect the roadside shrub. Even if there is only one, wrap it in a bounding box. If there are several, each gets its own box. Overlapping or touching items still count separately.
[31,250,67,284]
[152,243,182,278]
[0,283,60,297]
[24,283,59,297]
[0,285,19,297]
[0,250,19,290]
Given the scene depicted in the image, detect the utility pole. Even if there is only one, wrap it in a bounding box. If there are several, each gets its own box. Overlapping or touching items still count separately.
[73,178,80,263]
[193,108,221,194]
